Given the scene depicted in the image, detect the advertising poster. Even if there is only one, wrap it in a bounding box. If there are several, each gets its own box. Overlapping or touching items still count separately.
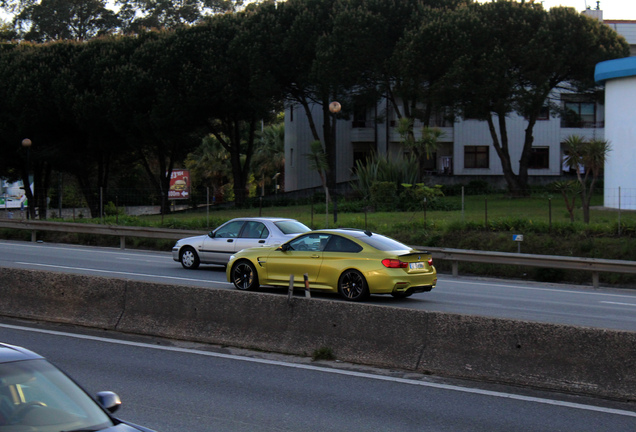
[168,170,190,200]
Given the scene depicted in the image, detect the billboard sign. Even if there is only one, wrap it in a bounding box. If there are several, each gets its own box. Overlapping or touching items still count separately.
[1,179,29,209]
[168,170,190,200]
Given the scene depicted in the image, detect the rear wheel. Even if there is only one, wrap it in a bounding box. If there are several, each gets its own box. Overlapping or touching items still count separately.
[231,260,259,291]
[338,270,369,301]
[179,247,200,269]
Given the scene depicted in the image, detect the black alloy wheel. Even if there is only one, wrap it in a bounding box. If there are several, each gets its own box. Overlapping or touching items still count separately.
[338,269,369,301]
[232,260,259,291]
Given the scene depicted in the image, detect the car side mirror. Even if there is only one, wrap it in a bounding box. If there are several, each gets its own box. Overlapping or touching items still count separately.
[96,391,121,414]
[208,231,215,238]
[279,243,291,252]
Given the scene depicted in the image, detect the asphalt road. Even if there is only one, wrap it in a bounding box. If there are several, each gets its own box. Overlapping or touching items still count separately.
[1,319,635,432]
[2,239,636,331]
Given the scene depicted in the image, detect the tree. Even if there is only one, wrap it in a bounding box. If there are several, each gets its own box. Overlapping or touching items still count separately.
[9,0,119,41]
[441,2,629,195]
[185,135,231,202]
[115,0,237,33]
[563,135,610,224]
[252,121,285,195]
[398,118,444,180]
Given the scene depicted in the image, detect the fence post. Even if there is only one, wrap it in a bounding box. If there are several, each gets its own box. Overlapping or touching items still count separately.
[304,273,310,298]
[485,198,488,228]
[287,274,294,303]
[618,187,621,236]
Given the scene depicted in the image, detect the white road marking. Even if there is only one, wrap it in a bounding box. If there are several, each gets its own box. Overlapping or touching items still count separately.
[601,301,636,307]
[441,277,636,300]
[16,262,232,285]
[1,323,634,419]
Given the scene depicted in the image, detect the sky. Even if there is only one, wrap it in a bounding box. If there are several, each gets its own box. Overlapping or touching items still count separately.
[1,0,635,23]
[481,0,636,20]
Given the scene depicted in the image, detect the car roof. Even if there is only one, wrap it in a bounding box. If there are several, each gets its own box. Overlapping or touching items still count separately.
[0,343,43,364]
[230,217,299,222]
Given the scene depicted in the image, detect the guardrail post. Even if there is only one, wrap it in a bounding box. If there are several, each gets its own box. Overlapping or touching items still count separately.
[592,272,599,289]
[452,261,459,277]
[120,236,126,250]
[31,230,36,242]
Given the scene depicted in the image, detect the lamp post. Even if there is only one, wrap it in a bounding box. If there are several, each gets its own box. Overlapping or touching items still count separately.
[21,138,32,219]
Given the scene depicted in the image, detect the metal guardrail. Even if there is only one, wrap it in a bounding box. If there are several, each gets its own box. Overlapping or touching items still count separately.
[1,219,634,288]
[417,246,636,288]
[0,219,205,249]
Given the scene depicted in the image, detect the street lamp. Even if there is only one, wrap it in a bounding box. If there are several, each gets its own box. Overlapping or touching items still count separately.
[21,138,32,219]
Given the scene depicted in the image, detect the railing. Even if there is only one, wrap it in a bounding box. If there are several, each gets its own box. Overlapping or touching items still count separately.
[1,219,634,288]
[0,219,204,249]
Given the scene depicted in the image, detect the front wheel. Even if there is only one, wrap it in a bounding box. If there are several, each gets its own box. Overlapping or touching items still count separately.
[180,247,200,270]
[231,260,260,291]
[338,270,369,301]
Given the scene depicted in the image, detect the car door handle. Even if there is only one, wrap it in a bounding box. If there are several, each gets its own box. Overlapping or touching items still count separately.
[227,239,234,243]
[259,240,265,244]
[311,254,320,259]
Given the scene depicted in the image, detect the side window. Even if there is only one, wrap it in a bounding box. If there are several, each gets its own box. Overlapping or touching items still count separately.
[214,221,244,238]
[324,235,362,253]
[289,234,329,251]
[241,222,269,239]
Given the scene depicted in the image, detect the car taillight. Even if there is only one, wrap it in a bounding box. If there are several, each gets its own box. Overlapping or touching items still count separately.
[428,258,433,266]
[382,259,408,268]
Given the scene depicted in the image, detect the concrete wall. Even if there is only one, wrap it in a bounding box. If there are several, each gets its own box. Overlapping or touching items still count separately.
[1,267,634,401]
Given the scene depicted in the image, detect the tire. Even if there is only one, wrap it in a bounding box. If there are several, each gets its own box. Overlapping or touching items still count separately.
[231,260,260,291]
[338,269,369,301]
[179,246,200,270]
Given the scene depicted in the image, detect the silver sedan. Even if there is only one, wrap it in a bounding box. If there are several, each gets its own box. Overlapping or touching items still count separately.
[172,217,311,269]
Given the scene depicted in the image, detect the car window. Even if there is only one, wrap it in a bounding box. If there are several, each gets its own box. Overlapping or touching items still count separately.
[288,233,329,251]
[240,222,269,239]
[324,235,362,253]
[357,234,410,251]
[214,221,245,238]
[0,359,112,430]
[274,220,311,235]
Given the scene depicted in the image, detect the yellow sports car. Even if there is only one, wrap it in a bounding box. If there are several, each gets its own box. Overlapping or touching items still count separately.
[226,228,437,301]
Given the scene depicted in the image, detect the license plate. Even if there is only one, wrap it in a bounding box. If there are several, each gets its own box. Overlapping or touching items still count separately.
[409,262,425,270]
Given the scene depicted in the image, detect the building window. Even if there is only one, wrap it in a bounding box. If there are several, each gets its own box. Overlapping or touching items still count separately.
[290,148,294,167]
[290,106,293,122]
[529,147,549,169]
[464,146,489,169]
[352,106,368,128]
[526,105,550,121]
[561,95,599,128]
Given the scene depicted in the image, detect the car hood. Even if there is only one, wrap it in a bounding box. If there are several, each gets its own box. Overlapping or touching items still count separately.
[176,234,208,244]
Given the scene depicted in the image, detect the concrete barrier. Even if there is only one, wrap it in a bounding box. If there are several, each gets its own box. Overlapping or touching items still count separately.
[1,267,634,401]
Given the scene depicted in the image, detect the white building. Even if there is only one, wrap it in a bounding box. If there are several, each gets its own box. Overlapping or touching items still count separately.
[284,9,636,194]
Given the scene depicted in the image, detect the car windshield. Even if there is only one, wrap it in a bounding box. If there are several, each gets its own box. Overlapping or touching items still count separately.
[274,220,311,235]
[0,359,113,431]
[357,233,411,252]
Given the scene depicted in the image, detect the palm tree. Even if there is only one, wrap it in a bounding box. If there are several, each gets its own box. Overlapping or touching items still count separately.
[563,135,611,223]
[253,122,285,195]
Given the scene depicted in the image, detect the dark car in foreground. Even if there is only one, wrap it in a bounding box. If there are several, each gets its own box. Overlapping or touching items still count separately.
[0,342,156,432]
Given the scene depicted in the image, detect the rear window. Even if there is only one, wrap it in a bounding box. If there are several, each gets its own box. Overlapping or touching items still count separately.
[357,234,411,251]
[275,220,311,235]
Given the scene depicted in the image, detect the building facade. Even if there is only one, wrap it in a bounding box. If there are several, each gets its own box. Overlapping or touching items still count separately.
[284,9,636,194]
